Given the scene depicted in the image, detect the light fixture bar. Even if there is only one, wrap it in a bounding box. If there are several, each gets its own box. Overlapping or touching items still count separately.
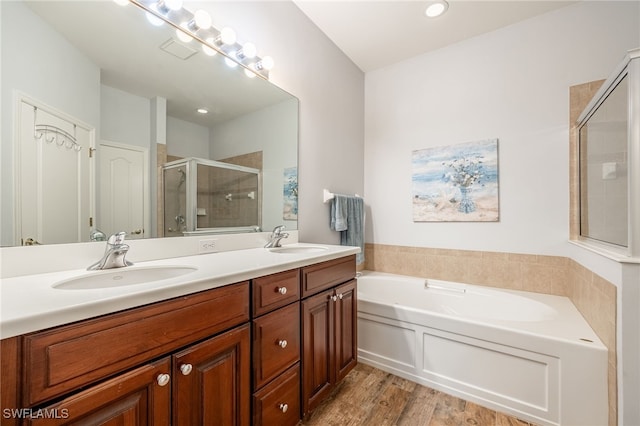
[126,0,272,79]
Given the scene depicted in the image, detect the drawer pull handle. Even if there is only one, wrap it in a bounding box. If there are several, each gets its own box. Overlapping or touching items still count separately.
[180,363,193,376]
[278,339,288,349]
[156,373,171,387]
[277,286,287,295]
[279,403,289,413]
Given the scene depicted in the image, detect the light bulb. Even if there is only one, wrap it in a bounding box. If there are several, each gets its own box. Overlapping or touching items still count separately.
[257,56,274,71]
[193,10,212,30]
[425,1,448,18]
[202,38,217,56]
[197,108,209,114]
[164,0,183,11]
[176,24,193,43]
[145,5,164,26]
[219,27,236,45]
[225,57,238,68]
[244,68,257,79]
[237,42,256,60]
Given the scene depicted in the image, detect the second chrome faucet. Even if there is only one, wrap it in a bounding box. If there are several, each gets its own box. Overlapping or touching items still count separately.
[88,231,133,270]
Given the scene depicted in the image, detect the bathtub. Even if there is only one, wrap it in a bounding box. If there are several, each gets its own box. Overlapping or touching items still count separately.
[357,271,608,426]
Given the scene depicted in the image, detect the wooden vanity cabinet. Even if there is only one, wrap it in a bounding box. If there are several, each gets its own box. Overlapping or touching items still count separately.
[251,270,301,426]
[301,256,357,417]
[1,282,251,426]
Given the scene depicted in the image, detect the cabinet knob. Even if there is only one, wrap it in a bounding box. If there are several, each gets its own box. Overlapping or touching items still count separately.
[156,373,171,387]
[338,293,344,300]
[279,403,289,413]
[277,286,287,295]
[180,363,193,376]
[331,295,338,302]
[278,340,288,349]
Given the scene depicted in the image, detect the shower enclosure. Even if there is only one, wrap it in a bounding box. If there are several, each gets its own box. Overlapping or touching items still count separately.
[162,158,261,236]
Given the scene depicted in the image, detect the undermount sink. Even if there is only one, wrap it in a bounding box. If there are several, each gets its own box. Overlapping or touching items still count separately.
[53,266,198,290]
[269,246,328,254]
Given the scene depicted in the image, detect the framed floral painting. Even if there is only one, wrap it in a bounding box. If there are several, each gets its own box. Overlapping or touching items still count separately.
[412,139,499,222]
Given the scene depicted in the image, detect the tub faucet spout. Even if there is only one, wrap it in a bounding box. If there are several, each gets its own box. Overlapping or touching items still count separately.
[87,231,134,270]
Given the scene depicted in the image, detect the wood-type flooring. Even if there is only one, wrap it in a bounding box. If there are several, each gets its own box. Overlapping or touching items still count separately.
[301,363,538,426]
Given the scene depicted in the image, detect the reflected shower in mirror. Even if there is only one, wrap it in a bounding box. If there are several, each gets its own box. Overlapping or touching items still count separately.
[0,0,299,247]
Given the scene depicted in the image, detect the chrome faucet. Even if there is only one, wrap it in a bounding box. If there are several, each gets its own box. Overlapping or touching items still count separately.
[265,225,289,248]
[87,231,133,270]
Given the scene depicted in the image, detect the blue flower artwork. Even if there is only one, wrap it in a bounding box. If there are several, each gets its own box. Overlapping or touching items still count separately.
[283,167,298,220]
[412,139,499,222]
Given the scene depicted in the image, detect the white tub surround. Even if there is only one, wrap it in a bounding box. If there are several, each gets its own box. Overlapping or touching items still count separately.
[0,243,359,339]
[357,271,608,426]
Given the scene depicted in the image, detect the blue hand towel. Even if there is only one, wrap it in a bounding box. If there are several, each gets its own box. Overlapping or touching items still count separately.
[330,195,365,264]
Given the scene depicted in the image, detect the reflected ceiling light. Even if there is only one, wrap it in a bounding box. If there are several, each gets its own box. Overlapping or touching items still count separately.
[202,37,217,56]
[176,23,193,43]
[197,108,209,114]
[113,0,129,6]
[244,69,257,79]
[425,0,448,18]
[145,4,165,26]
[225,57,239,68]
[236,42,257,60]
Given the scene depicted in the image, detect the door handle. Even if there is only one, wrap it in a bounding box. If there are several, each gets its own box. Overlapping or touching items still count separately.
[131,229,142,235]
[24,238,42,246]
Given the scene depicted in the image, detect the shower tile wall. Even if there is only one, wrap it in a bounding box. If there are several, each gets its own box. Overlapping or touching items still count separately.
[364,243,617,426]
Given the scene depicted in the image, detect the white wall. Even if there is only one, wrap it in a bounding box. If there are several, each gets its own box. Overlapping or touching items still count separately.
[100,85,150,148]
[364,1,638,257]
[166,116,210,159]
[0,1,100,246]
[211,99,299,231]
[363,2,640,424]
[186,1,365,244]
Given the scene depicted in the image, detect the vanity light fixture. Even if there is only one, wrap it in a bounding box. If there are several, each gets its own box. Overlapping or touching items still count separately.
[215,27,237,47]
[121,0,275,79]
[425,0,449,18]
[188,9,212,31]
[255,56,275,71]
[236,42,257,60]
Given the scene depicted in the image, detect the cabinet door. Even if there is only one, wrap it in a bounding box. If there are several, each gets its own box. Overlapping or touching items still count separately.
[173,324,250,426]
[334,279,357,383]
[301,289,334,416]
[27,358,171,425]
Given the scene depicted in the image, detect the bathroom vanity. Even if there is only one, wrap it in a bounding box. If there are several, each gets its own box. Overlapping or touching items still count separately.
[0,246,358,425]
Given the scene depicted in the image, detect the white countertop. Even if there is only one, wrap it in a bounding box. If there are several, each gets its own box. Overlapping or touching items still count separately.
[0,243,359,339]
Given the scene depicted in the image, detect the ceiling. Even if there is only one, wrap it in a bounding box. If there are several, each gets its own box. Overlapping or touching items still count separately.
[293,0,576,72]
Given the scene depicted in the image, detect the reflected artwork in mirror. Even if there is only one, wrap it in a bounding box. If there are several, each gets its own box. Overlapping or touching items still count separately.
[0,0,299,247]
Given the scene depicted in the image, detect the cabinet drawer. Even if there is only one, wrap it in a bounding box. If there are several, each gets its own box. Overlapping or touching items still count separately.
[301,255,356,298]
[24,282,249,406]
[252,303,300,389]
[253,363,300,426]
[252,269,300,316]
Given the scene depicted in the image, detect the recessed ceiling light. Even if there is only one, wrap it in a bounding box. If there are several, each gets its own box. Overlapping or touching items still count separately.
[425,0,448,18]
[197,108,208,114]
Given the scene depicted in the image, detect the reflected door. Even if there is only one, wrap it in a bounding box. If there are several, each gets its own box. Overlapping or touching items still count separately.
[99,142,148,239]
[17,99,94,245]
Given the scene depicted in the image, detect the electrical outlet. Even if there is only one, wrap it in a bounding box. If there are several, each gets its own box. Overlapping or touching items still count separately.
[199,239,218,253]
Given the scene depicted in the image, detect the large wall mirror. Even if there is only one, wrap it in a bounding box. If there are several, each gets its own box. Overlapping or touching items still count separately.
[1,0,299,247]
